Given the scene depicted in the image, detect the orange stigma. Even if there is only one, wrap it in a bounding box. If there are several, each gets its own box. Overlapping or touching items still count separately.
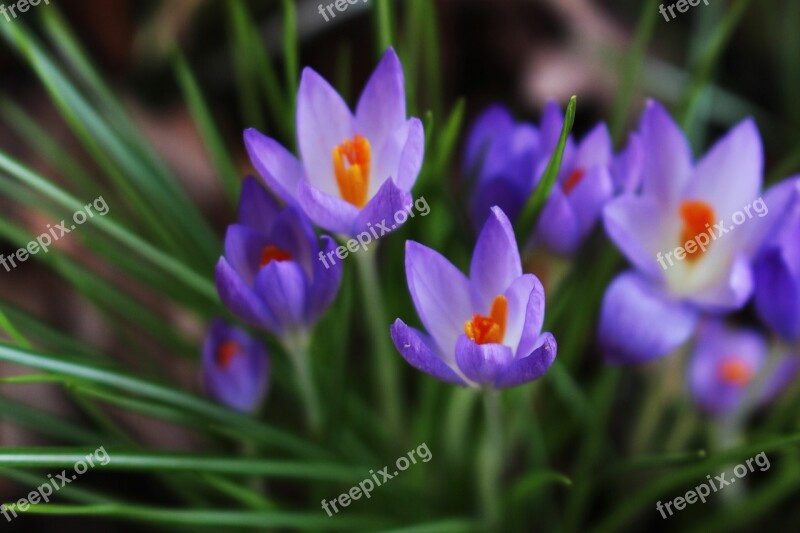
[718,356,753,387]
[563,168,586,194]
[464,295,508,345]
[333,134,371,208]
[679,200,716,262]
[216,340,240,370]
[260,245,292,268]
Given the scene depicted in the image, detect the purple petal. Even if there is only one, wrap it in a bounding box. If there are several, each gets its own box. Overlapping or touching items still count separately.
[223,225,270,285]
[254,261,308,332]
[611,134,643,194]
[688,253,753,312]
[298,179,360,235]
[684,119,763,218]
[573,122,612,170]
[599,271,699,364]
[390,319,466,385]
[244,129,304,204]
[603,195,672,280]
[455,335,514,385]
[238,176,281,230]
[470,206,522,310]
[534,188,581,256]
[504,274,546,358]
[566,165,614,236]
[464,105,515,170]
[494,333,557,389]
[754,248,800,341]
[268,206,318,277]
[372,118,425,193]
[355,48,406,153]
[639,100,693,204]
[469,176,529,230]
[539,99,566,155]
[306,235,344,324]
[214,258,278,332]
[297,67,354,196]
[406,240,474,362]
[761,356,800,404]
[353,178,413,236]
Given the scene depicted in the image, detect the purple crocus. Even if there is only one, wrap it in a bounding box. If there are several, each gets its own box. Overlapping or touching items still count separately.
[243,47,424,237]
[202,319,269,412]
[532,100,615,256]
[390,207,557,388]
[214,177,342,335]
[753,176,800,341]
[600,100,769,364]
[464,105,540,229]
[688,320,799,417]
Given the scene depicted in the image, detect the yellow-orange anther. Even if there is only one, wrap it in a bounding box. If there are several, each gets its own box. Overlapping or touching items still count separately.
[465,295,508,345]
[260,245,293,268]
[679,200,716,262]
[216,341,240,370]
[333,135,371,208]
[718,356,753,387]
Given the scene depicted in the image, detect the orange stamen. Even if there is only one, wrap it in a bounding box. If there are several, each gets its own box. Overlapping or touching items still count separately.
[333,135,371,208]
[563,168,586,194]
[718,356,753,387]
[216,340,240,370]
[260,245,292,268]
[464,295,508,345]
[679,200,716,262]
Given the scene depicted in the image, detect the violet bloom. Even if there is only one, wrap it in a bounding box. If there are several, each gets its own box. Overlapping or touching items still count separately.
[464,105,540,229]
[215,177,342,335]
[244,48,424,237]
[754,176,800,341]
[390,207,557,388]
[202,319,269,412]
[688,320,799,417]
[532,101,615,256]
[600,100,769,364]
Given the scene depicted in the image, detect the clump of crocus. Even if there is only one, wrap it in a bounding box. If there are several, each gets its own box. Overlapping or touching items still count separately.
[599,100,770,364]
[464,104,541,229]
[244,47,424,237]
[214,177,342,335]
[753,176,800,342]
[390,207,557,388]
[688,320,799,417]
[202,319,269,412]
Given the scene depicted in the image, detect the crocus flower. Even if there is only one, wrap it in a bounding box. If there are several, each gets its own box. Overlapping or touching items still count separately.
[215,177,342,335]
[753,176,800,341]
[688,320,799,417]
[600,100,768,364]
[390,207,557,388]
[531,101,615,256]
[464,104,540,229]
[244,47,424,237]
[202,319,269,412]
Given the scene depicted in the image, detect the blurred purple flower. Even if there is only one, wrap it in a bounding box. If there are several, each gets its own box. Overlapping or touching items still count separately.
[688,320,799,417]
[464,105,540,229]
[215,177,342,335]
[390,207,557,389]
[202,319,269,412]
[532,100,615,256]
[243,47,424,237]
[754,176,800,342]
[600,100,768,364]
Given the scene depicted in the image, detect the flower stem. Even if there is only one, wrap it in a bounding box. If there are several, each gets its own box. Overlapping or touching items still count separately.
[353,246,403,439]
[479,388,503,530]
[282,331,322,436]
